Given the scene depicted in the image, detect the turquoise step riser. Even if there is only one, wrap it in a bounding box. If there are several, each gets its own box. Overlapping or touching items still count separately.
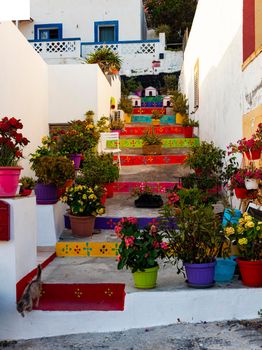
[132,115,176,124]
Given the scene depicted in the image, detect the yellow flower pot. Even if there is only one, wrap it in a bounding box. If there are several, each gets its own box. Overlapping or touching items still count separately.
[124,113,132,124]
[176,113,186,124]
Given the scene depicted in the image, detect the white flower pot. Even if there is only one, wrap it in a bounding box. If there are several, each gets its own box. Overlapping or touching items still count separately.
[245,178,258,190]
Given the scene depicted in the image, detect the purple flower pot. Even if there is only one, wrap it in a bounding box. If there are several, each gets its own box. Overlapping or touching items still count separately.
[35,183,58,205]
[184,261,216,287]
[69,154,82,170]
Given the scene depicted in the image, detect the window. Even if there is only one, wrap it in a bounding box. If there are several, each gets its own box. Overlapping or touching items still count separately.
[94,21,119,42]
[194,59,199,109]
[34,24,62,40]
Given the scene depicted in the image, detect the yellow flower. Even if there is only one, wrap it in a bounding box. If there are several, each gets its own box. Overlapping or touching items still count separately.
[96,208,105,215]
[78,200,83,205]
[238,218,244,225]
[256,226,261,231]
[237,226,244,234]
[41,136,48,143]
[89,194,97,200]
[79,208,84,212]
[238,238,248,245]
[243,212,248,217]
[244,215,252,222]
[245,221,254,228]
[225,227,235,236]
[82,194,87,200]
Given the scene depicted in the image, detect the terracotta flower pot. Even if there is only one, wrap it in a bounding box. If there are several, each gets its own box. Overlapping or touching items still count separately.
[69,214,96,237]
[142,144,162,155]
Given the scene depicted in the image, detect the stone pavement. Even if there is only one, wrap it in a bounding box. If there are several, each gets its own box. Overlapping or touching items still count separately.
[2,320,261,349]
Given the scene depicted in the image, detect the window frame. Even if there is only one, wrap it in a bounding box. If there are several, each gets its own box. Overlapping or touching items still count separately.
[94,21,119,43]
[34,23,63,41]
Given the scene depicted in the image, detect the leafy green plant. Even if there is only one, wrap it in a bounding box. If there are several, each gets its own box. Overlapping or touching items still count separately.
[140,128,162,145]
[61,184,105,217]
[118,96,133,114]
[30,155,75,187]
[86,47,122,75]
[115,217,168,273]
[185,141,226,176]
[96,116,110,133]
[182,117,199,127]
[171,90,189,116]
[160,204,226,266]
[19,176,35,190]
[110,119,125,131]
[78,152,119,186]
[151,110,161,120]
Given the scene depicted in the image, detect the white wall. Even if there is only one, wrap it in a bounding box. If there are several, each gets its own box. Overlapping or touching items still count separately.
[0,22,49,177]
[19,0,144,42]
[180,0,243,150]
[48,64,121,123]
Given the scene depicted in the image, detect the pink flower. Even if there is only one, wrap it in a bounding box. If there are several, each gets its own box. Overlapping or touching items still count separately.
[127,217,137,224]
[124,236,135,247]
[114,224,123,238]
[160,242,169,250]
[152,241,160,248]
[116,255,121,262]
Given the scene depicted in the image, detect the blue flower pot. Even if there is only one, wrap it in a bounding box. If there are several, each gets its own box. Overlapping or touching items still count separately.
[214,257,237,282]
[222,208,241,227]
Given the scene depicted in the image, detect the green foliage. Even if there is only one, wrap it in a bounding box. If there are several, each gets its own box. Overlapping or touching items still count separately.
[151,110,161,120]
[171,91,189,116]
[185,141,226,176]
[86,47,122,74]
[182,117,199,127]
[155,24,172,42]
[140,128,162,145]
[30,155,75,187]
[121,78,143,96]
[181,174,218,192]
[19,176,35,190]
[110,119,125,131]
[96,116,110,133]
[79,152,120,186]
[118,96,133,114]
[160,204,225,264]
[144,0,198,43]
[116,218,168,273]
[162,74,177,94]
[61,184,105,217]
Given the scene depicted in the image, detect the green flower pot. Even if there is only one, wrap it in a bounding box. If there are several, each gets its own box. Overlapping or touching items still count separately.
[132,265,159,289]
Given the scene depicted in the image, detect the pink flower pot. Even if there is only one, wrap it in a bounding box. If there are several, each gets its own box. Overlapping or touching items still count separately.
[0,166,22,197]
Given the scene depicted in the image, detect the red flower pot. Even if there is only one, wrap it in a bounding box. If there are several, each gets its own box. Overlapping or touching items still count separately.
[105,183,114,198]
[245,148,261,160]
[20,188,32,196]
[237,258,262,287]
[0,166,22,197]
[184,126,193,138]
[234,187,257,199]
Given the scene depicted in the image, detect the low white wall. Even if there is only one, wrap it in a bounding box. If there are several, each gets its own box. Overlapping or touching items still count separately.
[180,0,243,150]
[0,197,37,314]
[0,22,49,177]
[48,64,121,123]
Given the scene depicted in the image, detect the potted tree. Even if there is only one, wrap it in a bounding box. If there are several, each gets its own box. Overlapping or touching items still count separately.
[171,91,188,124]
[0,116,30,197]
[86,47,122,75]
[151,110,162,126]
[160,200,226,288]
[225,213,262,287]
[118,96,133,124]
[61,184,105,237]
[115,217,169,288]
[141,128,162,155]
[109,119,125,133]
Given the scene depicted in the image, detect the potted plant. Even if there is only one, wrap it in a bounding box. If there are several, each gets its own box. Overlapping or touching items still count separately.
[109,119,125,133]
[243,166,262,190]
[79,152,119,198]
[224,212,262,287]
[86,47,122,75]
[30,154,75,204]
[61,184,105,237]
[19,176,35,196]
[185,141,225,177]
[131,183,163,208]
[115,217,169,288]
[151,110,161,126]
[118,96,133,124]
[182,117,199,138]
[171,90,188,124]
[228,127,262,160]
[0,116,30,197]
[160,202,226,287]
[140,128,162,155]
[229,169,259,199]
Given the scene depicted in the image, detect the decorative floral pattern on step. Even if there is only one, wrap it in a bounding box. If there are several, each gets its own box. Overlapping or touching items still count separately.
[114,154,187,166]
[104,288,114,297]
[56,242,120,257]
[74,288,83,298]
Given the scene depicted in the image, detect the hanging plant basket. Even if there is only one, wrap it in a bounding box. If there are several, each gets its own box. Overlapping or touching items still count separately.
[245,149,261,160]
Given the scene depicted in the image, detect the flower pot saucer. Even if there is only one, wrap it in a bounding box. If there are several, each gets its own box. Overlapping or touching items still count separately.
[185,280,215,289]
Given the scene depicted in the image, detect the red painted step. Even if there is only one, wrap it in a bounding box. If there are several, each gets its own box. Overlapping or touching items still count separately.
[120,125,184,136]
[133,107,165,115]
[116,154,187,166]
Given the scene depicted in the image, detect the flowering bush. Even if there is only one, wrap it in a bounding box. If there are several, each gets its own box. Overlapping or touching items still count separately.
[0,116,29,166]
[224,212,262,261]
[115,218,169,273]
[131,183,164,208]
[61,184,105,217]
[228,132,262,155]
[229,167,262,190]
[131,183,154,197]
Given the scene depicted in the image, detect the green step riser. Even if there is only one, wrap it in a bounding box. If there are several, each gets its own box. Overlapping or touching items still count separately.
[107,138,199,149]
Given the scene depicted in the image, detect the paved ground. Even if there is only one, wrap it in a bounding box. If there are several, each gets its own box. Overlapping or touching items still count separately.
[1,320,261,349]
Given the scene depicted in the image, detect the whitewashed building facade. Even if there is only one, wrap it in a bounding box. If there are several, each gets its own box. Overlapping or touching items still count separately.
[18,0,183,76]
[179,0,262,149]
